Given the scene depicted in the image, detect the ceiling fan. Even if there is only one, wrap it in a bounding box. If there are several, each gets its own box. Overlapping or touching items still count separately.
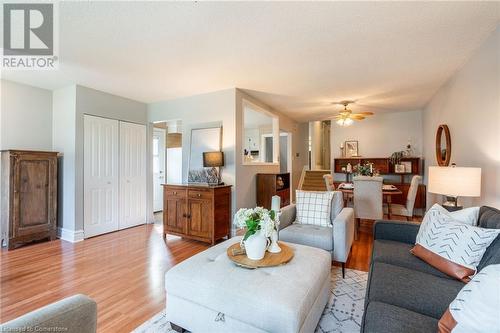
[332,100,374,126]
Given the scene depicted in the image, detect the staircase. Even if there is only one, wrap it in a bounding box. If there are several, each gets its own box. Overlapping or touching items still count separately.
[299,170,331,191]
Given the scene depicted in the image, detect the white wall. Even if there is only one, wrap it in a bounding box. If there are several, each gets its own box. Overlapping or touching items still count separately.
[148,88,308,223]
[1,80,53,150]
[423,26,500,209]
[148,88,237,214]
[235,89,308,210]
[74,86,149,232]
[52,86,78,236]
[53,85,149,239]
[332,110,423,160]
[331,110,423,182]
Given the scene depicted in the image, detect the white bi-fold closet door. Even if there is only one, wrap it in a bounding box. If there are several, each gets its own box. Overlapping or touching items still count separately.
[119,121,147,229]
[83,115,146,238]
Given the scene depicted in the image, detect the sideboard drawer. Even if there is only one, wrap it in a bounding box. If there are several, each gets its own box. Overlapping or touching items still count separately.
[188,189,212,200]
[164,187,186,198]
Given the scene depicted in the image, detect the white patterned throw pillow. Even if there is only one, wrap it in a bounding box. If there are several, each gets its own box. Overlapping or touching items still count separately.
[412,204,500,282]
[438,264,500,333]
[295,190,334,227]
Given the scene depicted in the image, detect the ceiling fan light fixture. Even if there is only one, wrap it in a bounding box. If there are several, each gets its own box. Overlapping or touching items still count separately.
[336,118,353,126]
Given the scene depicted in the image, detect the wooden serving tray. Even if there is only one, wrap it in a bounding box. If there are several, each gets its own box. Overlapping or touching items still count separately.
[227,241,294,269]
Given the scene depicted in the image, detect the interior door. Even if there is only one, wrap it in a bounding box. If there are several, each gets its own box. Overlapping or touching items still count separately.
[84,115,119,238]
[153,128,166,212]
[119,121,147,229]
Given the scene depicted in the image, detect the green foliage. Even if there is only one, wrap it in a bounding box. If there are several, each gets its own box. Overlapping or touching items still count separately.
[354,163,373,176]
[243,213,261,241]
[389,151,406,165]
[242,210,277,241]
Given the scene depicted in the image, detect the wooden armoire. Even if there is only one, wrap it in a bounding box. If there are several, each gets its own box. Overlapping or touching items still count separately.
[1,150,58,250]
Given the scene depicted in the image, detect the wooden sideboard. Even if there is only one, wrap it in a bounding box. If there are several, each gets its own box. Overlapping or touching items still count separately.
[334,157,422,182]
[162,184,232,245]
[256,173,291,209]
[1,150,58,249]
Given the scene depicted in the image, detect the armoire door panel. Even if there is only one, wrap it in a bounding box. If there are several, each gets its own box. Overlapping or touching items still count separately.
[119,121,147,229]
[18,160,49,227]
[12,155,56,238]
[2,150,58,249]
[84,115,119,238]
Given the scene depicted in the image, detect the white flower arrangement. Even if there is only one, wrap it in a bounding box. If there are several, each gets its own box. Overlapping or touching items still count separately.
[234,207,280,241]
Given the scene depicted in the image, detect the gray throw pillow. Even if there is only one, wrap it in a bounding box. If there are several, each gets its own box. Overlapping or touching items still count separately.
[477,206,500,272]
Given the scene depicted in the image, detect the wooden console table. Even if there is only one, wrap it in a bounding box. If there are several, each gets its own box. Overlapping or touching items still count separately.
[162,184,232,245]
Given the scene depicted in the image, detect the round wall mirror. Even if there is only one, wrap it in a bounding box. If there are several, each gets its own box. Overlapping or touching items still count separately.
[435,124,451,166]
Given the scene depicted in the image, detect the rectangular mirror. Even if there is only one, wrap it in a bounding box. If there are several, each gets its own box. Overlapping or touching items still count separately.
[243,100,279,165]
[188,126,222,183]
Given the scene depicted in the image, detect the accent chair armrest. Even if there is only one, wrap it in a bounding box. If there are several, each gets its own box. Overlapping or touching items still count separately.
[332,207,355,263]
[0,294,97,333]
[373,220,421,244]
[279,204,296,231]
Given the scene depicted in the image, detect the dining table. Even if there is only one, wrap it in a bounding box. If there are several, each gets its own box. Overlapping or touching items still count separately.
[337,184,403,219]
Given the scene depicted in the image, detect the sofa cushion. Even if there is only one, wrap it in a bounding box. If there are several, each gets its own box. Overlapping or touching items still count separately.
[279,224,333,251]
[362,301,438,333]
[372,240,452,280]
[330,190,344,220]
[446,264,500,333]
[296,190,334,227]
[367,262,464,319]
[413,204,500,281]
[478,206,500,229]
[477,206,500,271]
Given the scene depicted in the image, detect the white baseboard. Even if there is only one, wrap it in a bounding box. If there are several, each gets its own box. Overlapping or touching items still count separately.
[57,227,85,243]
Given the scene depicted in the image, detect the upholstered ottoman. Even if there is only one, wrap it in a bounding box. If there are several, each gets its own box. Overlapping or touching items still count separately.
[165,237,331,333]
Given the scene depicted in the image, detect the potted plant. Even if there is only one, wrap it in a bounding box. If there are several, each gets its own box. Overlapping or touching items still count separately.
[389,151,406,165]
[234,207,280,260]
[354,162,376,176]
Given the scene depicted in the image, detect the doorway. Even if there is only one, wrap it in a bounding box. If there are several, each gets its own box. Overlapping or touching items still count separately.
[151,120,183,217]
[153,126,166,212]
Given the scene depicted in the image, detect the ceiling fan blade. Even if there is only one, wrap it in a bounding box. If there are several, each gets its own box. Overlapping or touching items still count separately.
[349,115,366,120]
[356,111,374,116]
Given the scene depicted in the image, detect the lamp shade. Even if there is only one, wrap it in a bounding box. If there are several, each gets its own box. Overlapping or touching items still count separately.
[203,151,224,167]
[428,166,481,197]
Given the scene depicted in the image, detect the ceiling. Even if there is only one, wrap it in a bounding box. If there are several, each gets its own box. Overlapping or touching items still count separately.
[2,1,499,122]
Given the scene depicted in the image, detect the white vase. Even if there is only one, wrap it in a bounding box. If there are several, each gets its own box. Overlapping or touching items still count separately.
[244,230,269,260]
[268,229,282,253]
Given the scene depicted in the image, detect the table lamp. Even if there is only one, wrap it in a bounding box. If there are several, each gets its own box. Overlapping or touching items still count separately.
[203,151,224,185]
[428,165,481,211]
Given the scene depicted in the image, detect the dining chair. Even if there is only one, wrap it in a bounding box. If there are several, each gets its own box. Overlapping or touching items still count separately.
[353,176,383,239]
[388,175,421,221]
[323,174,335,191]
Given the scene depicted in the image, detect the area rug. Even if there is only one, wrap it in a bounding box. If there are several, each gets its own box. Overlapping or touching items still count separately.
[132,266,368,333]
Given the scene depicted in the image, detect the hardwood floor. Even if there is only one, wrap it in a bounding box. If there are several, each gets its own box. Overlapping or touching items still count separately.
[1,214,419,332]
[0,222,208,332]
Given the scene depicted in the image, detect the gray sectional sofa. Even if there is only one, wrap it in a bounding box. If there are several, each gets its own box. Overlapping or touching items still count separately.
[361,206,500,333]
